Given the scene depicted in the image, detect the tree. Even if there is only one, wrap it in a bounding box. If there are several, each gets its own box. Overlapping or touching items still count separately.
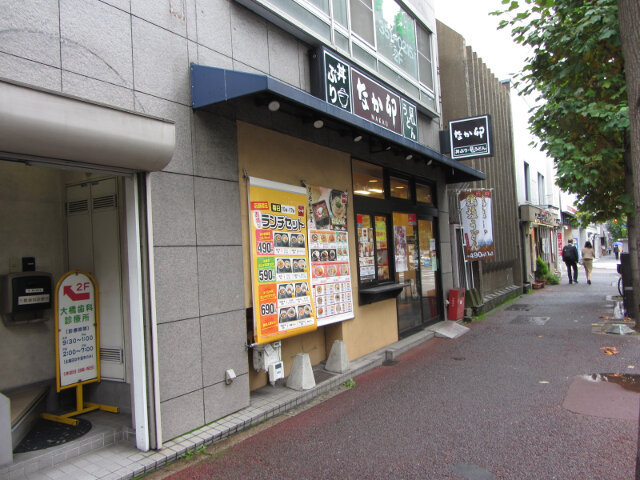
[493,0,630,223]
[606,218,627,241]
[494,0,640,324]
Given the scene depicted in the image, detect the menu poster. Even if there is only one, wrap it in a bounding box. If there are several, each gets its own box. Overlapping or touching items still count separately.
[249,177,317,345]
[357,214,375,281]
[308,185,354,326]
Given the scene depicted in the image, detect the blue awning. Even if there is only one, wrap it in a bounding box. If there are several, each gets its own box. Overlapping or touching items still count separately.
[190,64,485,183]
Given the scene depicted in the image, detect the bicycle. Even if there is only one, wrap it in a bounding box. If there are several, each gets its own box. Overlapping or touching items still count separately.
[618,275,623,297]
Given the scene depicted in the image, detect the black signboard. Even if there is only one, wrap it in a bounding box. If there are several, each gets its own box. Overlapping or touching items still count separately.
[324,52,352,112]
[449,115,493,160]
[312,47,419,142]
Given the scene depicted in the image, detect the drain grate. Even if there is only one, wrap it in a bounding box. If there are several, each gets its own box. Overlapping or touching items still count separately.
[506,304,533,311]
[313,369,337,384]
[510,316,550,325]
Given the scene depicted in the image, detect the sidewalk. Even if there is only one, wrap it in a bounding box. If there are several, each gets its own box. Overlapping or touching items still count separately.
[2,324,440,480]
[2,256,631,480]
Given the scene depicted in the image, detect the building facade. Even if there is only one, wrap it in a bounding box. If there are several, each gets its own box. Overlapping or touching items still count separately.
[0,0,486,467]
[436,21,523,312]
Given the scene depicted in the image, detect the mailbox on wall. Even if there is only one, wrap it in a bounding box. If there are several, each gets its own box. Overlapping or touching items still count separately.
[0,272,53,324]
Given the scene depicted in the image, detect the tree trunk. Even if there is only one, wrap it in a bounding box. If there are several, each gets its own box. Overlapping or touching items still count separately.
[618,0,640,324]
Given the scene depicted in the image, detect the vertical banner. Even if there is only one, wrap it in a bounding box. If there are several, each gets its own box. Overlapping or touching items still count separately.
[55,270,100,390]
[307,185,354,326]
[249,178,317,345]
[459,189,495,261]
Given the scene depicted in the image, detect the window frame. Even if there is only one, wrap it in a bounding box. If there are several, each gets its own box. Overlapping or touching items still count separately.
[352,159,438,290]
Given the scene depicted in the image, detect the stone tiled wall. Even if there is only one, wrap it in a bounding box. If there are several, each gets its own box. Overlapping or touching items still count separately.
[0,0,315,441]
[1,0,445,441]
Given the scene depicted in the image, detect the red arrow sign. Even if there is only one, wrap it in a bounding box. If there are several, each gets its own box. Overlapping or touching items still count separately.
[63,285,90,301]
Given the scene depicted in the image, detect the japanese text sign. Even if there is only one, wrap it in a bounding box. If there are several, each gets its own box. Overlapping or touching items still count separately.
[248,177,317,345]
[55,270,100,390]
[318,48,418,141]
[459,190,495,261]
[449,115,493,159]
[324,52,352,112]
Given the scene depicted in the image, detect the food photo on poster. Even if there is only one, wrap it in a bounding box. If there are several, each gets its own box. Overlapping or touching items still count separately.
[307,185,354,326]
[249,178,317,344]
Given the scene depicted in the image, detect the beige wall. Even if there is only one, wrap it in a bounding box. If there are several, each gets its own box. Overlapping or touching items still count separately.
[238,122,398,390]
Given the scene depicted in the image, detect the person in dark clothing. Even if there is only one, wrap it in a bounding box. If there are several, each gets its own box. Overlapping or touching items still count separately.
[613,244,619,260]
[562,239,579,284]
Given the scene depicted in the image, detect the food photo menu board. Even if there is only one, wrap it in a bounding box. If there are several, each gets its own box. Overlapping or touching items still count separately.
[249,177,317,345]
[307,185,354,326]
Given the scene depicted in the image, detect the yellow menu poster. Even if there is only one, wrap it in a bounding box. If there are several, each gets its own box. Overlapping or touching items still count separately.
[248,177,317,345]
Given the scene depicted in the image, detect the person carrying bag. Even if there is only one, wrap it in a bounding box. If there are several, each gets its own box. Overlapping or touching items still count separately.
[562,239,579,284]
[581,241,595,285]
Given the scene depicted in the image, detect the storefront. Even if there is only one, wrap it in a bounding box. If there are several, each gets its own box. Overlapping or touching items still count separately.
[0,79,175,456]
[520,204,561,282]
[191,56,484,390]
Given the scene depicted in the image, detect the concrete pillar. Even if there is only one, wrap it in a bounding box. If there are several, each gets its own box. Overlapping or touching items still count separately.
[286,353,316,391]
[0,393,12,467]
[325,340,349,374]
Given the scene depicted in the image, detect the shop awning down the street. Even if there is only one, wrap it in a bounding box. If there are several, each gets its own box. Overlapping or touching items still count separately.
[190,64,485,184]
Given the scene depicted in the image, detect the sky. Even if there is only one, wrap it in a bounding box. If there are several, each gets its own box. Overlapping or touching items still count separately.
[433,0,529,82]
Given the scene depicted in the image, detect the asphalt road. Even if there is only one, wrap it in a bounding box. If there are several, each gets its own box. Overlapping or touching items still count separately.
[161,256,639,479]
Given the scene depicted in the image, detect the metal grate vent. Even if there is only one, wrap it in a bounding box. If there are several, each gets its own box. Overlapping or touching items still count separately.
[66,199,89,215]
[100,347,123,363]
[93,194,117,210]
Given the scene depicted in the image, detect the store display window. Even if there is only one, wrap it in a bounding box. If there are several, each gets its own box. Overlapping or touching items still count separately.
[390,176,411,200]
[353,159,385,199]
[416,183,433,204]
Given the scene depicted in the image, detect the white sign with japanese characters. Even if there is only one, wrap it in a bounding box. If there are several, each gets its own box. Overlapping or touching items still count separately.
[55,270,100,389]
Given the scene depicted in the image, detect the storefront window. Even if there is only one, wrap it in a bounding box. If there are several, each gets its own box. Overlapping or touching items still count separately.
[353,159,385,198]
[375,215,390,280]
[374,0,418,79]
[356,213,390,283]
[416,183,432,204]
[390,176,411,200]
[350,0,375,46]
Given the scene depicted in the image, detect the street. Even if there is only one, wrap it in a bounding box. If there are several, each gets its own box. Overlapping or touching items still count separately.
[159,256,639,480]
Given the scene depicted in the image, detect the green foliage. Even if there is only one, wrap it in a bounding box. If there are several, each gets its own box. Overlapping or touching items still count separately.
[535,256,549,280]
[606,218,628,239]
[546,273,560,285]
[342,378,356,389]
[492,0,630,223]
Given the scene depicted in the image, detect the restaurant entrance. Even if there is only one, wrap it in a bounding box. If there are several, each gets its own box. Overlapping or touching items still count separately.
[393,213,440,336]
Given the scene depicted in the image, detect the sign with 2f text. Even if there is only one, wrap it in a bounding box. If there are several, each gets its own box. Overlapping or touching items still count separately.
[449,115,493,160]
[55,270,100,390]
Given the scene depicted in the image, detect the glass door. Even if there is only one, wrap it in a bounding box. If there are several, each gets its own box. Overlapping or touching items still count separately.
[393,213,441,335]
[393,212,421,335]
[418,218,440,324]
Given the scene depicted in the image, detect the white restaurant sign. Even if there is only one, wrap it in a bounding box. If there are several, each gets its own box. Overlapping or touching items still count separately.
[55,270,100,390]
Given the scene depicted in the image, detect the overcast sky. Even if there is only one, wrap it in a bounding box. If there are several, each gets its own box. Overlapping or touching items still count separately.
[433,0,529,81]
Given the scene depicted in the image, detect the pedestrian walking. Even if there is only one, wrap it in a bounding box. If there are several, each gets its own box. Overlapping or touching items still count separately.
[581,241,594,285]
[613,243,619,260]
[562,238,579,284]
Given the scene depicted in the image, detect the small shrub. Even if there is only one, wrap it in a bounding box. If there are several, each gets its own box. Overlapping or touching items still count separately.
[535,256,549,281]
[342,378,356,389]
[546,274,560,285]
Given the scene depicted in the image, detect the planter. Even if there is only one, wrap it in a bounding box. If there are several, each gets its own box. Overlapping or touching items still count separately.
[532,281,545,289]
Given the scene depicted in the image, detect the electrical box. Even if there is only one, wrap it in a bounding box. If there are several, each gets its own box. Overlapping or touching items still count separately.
[0,272,52,325]
[268,361,284,385]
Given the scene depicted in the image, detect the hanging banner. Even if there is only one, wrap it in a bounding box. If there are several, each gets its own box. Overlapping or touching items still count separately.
[249,177,316,345]
[459,189,495,261]
[307,185,354,326]
[55,270,100,390]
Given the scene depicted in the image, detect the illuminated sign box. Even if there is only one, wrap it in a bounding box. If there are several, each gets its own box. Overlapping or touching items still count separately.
[449,115,493,160]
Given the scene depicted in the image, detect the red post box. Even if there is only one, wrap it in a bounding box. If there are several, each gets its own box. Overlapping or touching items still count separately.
[448,288,466,321]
